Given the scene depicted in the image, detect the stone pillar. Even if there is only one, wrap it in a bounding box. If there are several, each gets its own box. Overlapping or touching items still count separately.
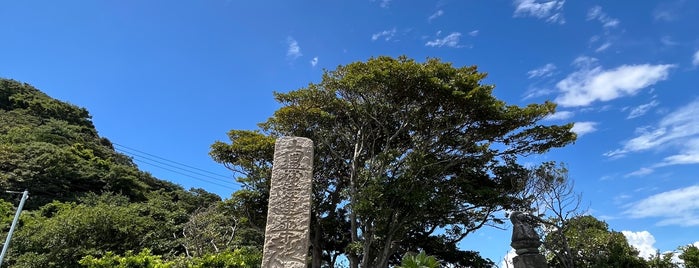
[510,212,548,268]
[261,137,314,268]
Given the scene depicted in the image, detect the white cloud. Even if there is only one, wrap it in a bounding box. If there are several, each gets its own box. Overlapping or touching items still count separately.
[624,185,699,226]
[571,121,597,136]
[513,0,565,24]
[622,231,657,259]
[425,32,462,48]
[380,0,391,8]
[658,138,699,166]
[500,248,516,268]
[428,10,444,22]
[605,99,699,158]
[654,10,675,21]
[693,50,699,66]
[371,28,397,41]
[286,37,302,60]
[468,30,479,37]
[595,42,612,53]
[543,110,574,121]
[660,36,678,47]
[653,1,683,22]
[522,87,555,100]
[554,57,674,107]
[527,63,557,78]
[627,99,659,119]
[310,57,318,67]
[572,56,598,68]
[587,6,620,28]
[624,167,654,178]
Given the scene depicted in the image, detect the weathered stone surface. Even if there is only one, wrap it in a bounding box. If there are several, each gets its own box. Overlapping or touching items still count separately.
[512,254,548,268]
[261,137,314,268]
[510,211,542,255]
[510,211,548,268]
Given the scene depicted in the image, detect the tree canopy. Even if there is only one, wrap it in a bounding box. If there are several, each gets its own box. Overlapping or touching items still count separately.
[542,215,648,268]
[210,56,577,267]
[680,244,699,268]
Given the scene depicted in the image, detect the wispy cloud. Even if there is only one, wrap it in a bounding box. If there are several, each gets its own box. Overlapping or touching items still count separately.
[624,167,654,178]
[286,37,302,60]
[624,185,699,226]
[468,30,479,37]
[512,0,565,24]
[653,0,684,22]
[658,138,699,166]
[605,99,699,159]
[310,57,318,67]
[660,36,678,47]
[555,57,674,107]
[627,99,659,119]
[587,6,620,28]
[371,28,397,41]
[595,42,612,53]
[543,110,574,121]
[693,50,699,66]
[522,87,555,100]
[428,10,444,22]
[380,0,391,8]
[425,32,462,48]
[527,63,557,78]
[571,121,598,136]
[622,231,657,259]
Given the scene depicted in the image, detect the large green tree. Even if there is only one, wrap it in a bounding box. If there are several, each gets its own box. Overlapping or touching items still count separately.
[680,244,699,268]
[543,215,648,268]
[210,56,576,267]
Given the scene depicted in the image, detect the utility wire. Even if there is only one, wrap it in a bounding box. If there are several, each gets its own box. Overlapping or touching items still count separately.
[115,147,236,186]
[131,158,238,191]
[111,143,242,190]
[113,143,231,180]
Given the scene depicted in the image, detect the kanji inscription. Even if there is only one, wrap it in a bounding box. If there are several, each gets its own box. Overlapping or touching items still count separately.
[261,137,314,268]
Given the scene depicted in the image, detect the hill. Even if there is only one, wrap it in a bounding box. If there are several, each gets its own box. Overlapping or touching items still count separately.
[0,79,263,267]
[0,78,187,208]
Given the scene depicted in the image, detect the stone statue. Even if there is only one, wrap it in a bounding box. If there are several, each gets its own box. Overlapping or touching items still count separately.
[510,211,542,254]
[509,211,548,268]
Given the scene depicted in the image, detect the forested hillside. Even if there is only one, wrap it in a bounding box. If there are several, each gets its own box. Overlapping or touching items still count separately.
[0,79,184,208]
[0,79,261,267]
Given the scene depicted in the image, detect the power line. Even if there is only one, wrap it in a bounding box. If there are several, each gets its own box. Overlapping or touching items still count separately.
[131,158,238,191]
[113,143,231,180]
[110,142,242,190]
[115,147,236,186]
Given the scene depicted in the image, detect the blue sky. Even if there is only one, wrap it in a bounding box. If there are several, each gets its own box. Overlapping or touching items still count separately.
[2,0,698,265]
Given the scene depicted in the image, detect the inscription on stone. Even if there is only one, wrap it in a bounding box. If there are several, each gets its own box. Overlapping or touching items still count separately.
[261,137,314,268]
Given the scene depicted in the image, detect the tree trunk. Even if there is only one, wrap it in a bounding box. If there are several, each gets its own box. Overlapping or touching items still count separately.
[348,133,363,268]
[311,215,322,268]
[361,223,374,267]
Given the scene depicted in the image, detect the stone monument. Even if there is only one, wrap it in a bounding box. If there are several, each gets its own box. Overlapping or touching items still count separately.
[510,211,548,268]
[261,137,314,268]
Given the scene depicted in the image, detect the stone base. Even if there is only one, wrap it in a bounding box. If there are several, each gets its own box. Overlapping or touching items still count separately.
[512,254,547,268]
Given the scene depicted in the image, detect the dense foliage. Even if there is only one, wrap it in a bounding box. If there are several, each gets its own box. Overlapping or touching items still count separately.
[79,247,261,268]
[0,79,259,267]
[542,215,648,268]
[680,244,699,268]
[0,79,182,208]
[210,56,577,267]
